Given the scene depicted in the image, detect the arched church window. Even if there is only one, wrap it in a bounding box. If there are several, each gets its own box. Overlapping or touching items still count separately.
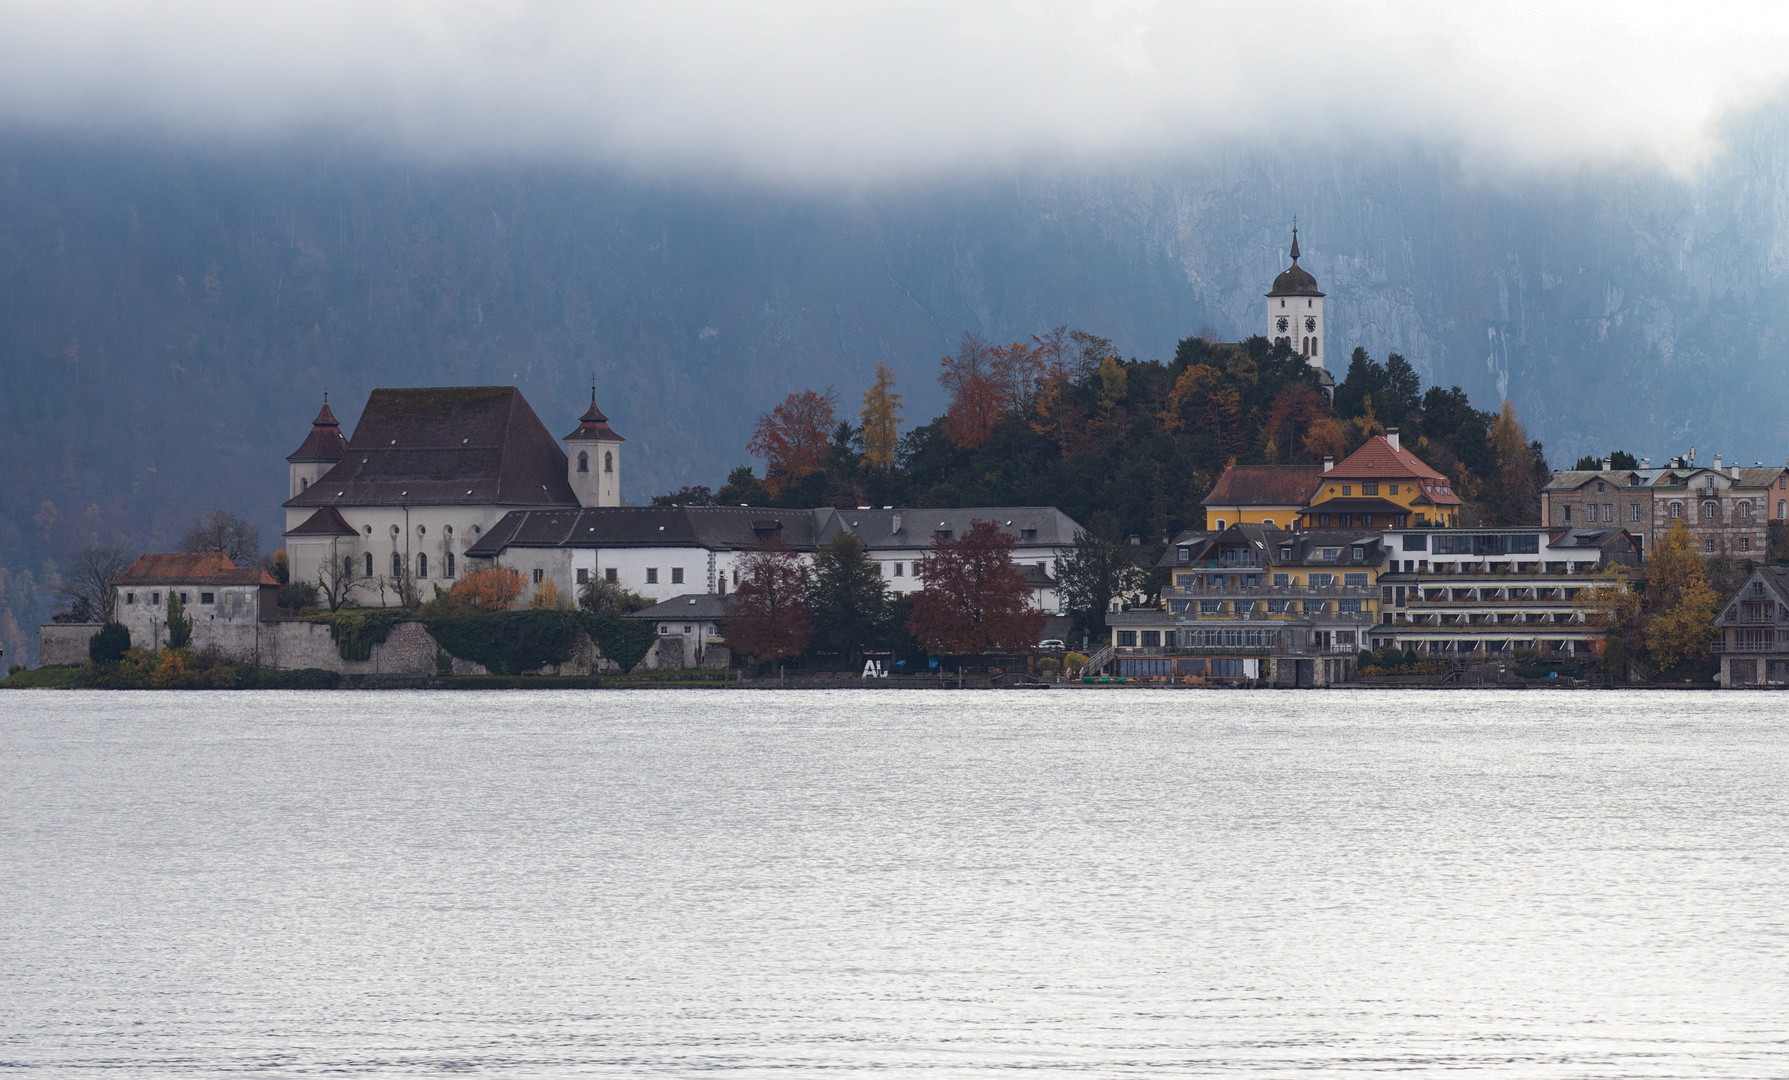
[445,552,455,578]
[578,451,589,473]
[300,477,308,491]
[365,552,374,577]
[392,552,403,577]
[344,555,354,581]
[417,553,428,578]
[1312,338,1318,358]
[604,452,613,474]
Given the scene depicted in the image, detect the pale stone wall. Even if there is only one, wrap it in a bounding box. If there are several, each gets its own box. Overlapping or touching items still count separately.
[39,623,100,666]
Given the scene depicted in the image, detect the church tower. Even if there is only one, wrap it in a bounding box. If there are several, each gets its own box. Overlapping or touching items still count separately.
[1266,226,1326,373]
[286,398,346,499]
[563,391,624,507]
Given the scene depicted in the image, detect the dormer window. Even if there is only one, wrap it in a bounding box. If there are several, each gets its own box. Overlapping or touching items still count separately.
[1352,547,1365,560]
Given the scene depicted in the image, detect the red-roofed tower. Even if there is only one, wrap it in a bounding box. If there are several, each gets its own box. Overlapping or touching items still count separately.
[287,398,347,500]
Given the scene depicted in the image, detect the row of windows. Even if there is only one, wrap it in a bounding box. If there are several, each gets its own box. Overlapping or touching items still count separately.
[1173,572,1369,588]
[1117,628,1286,648]
[342,552,458,580]
[123,590,218,606]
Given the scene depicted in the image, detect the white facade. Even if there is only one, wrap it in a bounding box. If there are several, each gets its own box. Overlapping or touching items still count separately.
[1269,292,1324,369]
[284,505,512,604]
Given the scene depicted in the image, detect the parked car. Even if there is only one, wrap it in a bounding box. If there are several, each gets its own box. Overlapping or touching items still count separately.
[1037,639,1066,650]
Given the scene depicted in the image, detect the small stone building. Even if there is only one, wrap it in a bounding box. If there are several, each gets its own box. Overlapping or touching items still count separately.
[112,553,280,652]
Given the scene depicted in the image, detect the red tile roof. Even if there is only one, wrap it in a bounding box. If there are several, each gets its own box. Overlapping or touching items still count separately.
[114,553,279,587]
[1202,465,1323,507]
[287,401,348,463]
[1328,435,1449,481]
[285,506,359,537]
[563,396,626,443]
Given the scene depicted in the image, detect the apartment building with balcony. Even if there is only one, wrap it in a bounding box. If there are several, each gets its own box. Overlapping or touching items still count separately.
[1105,524,1389,686]
[1712,566,1789,688]
[1368,526,1642,660]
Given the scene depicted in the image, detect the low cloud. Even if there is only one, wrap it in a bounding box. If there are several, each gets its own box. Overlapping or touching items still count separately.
[1,1,1786,180]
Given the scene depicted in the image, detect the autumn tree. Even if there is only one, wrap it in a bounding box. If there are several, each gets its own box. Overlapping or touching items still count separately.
[725,538,811,662]
[907,520,1045,655]
[450,567,525,611]
[1163,363,1244,462]
[1480,401,1544,526]
[806,533,892,665]
[1576,563,1644,680]
[859,363,903,470]
[178,510,262,564]
[939,332,1011,450]
[1259,383,1330,463]
[1643,520,1719,677]
[53,543,136,623]
[989,341,1045,409]
[748,390,837,491]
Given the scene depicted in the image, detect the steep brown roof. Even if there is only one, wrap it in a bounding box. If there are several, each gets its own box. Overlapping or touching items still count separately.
[284,386,578,509]
[115,553,278,587]
[1202,465,1323,508]
[287,401,348,463]
[1328,435,1449,482]
[285,506,359,537]
[563,396,626,443]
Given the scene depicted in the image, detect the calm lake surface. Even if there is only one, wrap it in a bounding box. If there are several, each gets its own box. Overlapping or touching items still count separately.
[2,689,1786,1077]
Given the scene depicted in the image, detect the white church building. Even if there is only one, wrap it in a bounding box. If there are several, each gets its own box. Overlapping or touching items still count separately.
[282,386,623,605]
[282,385,1079,612]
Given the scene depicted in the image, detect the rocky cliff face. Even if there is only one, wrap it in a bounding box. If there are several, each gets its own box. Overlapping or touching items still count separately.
[5,109,1789,582]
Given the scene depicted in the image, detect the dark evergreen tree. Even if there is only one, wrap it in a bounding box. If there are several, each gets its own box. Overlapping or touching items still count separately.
[88,622,130,666]
[806,533,892,666]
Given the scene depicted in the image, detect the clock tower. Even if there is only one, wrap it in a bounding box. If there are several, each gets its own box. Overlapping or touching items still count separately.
[1266,226,1326,376]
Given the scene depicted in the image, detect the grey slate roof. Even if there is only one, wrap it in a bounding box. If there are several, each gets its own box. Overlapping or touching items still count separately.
[629,593,733,621]
[816,507,1083,550]
[469,505,1086,558]
[466,505,829,557]
[285,386,578,510]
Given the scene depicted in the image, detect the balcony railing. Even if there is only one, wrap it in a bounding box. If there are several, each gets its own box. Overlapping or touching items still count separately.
[1163,585,1373,599]
[1717,638,1780,653]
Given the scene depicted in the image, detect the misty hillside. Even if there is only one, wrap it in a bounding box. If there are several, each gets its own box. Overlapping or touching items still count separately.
[6,103,1789,595]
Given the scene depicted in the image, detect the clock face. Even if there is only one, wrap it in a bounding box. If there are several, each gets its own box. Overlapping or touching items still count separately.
[1305,316,1317,332]
[1276,316,1289,333]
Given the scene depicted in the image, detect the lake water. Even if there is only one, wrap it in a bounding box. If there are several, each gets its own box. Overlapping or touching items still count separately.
[2,689,1786,1077]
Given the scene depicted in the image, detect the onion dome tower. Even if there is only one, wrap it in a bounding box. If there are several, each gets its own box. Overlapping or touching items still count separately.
[1266,226,1326,371]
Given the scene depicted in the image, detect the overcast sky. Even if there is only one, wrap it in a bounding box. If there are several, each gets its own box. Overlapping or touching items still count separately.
[2,1,1787,181]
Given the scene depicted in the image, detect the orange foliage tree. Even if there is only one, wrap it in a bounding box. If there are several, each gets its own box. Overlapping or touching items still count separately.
[450,567,525,611]
[1163,363,1246,463]
[748,390,837,491]
[723,538,812,661]
[938,332,1012,449]
[1262,383,1331,463]
[907,520,1045,655]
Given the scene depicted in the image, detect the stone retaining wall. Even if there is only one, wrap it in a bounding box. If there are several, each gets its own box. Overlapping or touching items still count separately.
[38,623,100,666]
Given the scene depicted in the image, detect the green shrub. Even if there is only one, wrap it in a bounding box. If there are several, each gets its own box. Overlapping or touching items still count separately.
[1357,649,1375,668]
[278,580,319,610]
[89,622,131,666]
[1037,657,1060,673]
[7,663,21,676]
[166,594,192,649]
[305,609,406,661]
[2,665,82,688]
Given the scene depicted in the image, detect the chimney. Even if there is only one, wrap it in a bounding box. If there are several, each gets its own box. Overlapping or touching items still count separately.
[1322,456,1334,473]
[890,513,902,534]
[1600,457,1611,472]
[1713,453,1723,471]
[1732,465,1741,479]
[1385,428,1399,452]
[1640,457,1650,469]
